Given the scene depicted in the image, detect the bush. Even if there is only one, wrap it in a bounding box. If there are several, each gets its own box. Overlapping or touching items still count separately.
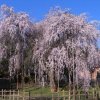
[24,76,31,83]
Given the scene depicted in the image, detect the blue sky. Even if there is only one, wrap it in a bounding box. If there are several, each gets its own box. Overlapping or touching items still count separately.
[0,0,100,21]
[0,0,100,47]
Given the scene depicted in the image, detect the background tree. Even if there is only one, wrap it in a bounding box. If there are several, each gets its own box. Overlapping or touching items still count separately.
[33,7,100,92]
[0,5,100,93]
[0,5,36,88]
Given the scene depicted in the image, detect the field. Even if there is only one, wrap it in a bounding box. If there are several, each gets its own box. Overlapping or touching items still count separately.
[0,86,100,100]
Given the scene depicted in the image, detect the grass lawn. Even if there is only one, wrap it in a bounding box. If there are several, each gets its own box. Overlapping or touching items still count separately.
[18,86,100,100]
[0,86,99,100]
[19,86,69,98]
[20,86,55,96]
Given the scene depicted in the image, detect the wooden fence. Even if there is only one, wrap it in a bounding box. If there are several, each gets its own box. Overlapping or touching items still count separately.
[0,88,100,100]
[0,90,29,100]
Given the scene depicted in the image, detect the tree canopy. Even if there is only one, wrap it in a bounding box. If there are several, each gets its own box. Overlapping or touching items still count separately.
[0,5,100,91]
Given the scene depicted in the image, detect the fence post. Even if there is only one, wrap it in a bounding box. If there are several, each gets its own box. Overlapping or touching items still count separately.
[23,90,25,100]
[93,88,94,99]
[68,89,71,100]
[58,91,59,100]
[4,90,5,100]
[2,89,3,99]
[5,90,7,100]
[9,90,11,100]
[52,91,54,100]
[63,90,65,100]
[17,90,19,100]
[13,90,15,100]
[78,90,80,100]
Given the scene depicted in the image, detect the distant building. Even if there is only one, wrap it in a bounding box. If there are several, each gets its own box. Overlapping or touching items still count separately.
[90,67,100,87]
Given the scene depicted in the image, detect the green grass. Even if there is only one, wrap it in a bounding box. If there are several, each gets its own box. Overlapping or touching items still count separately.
[13,85,100,100]
[24,86,51,96]
[0,86,99,100]
[20,86,55,97]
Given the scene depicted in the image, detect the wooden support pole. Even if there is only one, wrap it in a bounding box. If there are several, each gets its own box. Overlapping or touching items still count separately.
[13,90,15,100]
[9,90,11,100]
[78,90,80,100]
[63,90,65,100]
[93,88,94,99]
[23,90,25,100]
[17,90,19,100]
[4,90,5,100]
[52,91,54,100]
[2,89,3,99]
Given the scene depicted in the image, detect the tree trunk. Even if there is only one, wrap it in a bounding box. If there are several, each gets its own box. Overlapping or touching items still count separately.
[41,77,45,87]
[16,70,19,89]
[50,68,57,92]
[68,71,71,100]
[35,71,37,84]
